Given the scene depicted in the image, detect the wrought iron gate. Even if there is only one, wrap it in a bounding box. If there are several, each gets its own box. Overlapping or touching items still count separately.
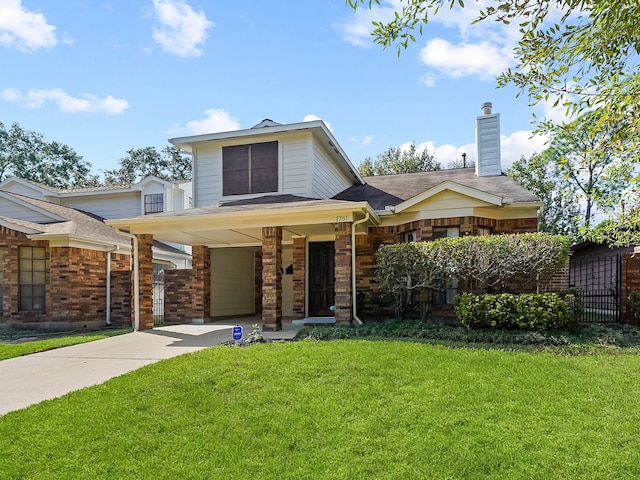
[569,254,622,323]
[153,263,173,326]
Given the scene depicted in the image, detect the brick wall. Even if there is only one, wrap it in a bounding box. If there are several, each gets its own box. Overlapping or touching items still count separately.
[334,222,353,325]
[354,227,395,319]
[622,253,640,324]
[292,237,306,319]
[353,216,540,320]
[0,226,133,330]
[137,234,154,330]
[262,227,282,331]
[192,245,211,324]
[164,269,193,323]
[110,252,132,327]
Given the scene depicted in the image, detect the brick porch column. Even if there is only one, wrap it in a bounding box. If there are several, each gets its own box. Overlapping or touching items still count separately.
[262,226,282,331]
[192,245,211,324]
[137,234,154,330]
[334,222,353,325]
[292,237,306,319]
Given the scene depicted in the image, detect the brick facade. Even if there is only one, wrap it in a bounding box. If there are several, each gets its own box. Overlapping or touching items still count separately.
[164,269,193,323]
[0,226,133,330]
[622,253,640,324]
[262,226,282,331]
[137,234,154,330]
[292,237,306,319]
[191,245,211,324]
[334,222,353,325]
[353,216,543,320]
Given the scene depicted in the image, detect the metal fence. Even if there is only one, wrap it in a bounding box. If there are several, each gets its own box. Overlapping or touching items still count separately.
[569,254,622,323]
[153,263,174,326]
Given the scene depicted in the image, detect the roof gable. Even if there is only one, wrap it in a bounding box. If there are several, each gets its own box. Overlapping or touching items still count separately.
[391,181,504,213]
[334,169,540,210]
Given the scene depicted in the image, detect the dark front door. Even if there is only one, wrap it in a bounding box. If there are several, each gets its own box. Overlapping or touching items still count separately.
[309,242,335,317]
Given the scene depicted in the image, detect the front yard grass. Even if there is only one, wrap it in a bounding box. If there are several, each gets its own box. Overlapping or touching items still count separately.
[1,339,640,479]
[0,328,131,360]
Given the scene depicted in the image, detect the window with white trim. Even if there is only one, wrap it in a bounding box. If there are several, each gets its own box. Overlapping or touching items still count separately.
[223,141,278,196]
[433,226,460,239]
[144,193,164,214]
[19,246,45,311]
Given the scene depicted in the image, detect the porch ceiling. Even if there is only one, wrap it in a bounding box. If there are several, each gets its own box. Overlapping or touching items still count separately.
[106,200,378,248]
[152,223,339,247]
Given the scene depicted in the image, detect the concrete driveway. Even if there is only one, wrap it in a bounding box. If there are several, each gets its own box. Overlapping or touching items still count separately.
[0,321,301,416]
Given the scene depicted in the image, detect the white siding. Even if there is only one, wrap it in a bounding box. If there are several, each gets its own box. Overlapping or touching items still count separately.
[1,183,49,202]
[192,130,357,205]
[193,144,222,207]
[0,198,56,223]
[210,247,255,317]
[281,134,310,196]
[476,113,501,176]
[61,193,140,220]
[311,142,353,198]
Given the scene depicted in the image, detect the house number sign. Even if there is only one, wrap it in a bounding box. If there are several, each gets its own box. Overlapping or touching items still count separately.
[335,215,348,222]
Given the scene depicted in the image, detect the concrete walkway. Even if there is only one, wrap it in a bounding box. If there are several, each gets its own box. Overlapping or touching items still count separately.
[0,321,302,416]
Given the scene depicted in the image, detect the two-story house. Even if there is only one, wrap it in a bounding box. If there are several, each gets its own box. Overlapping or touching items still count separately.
[107,104,542,331]
[0,176,192,330]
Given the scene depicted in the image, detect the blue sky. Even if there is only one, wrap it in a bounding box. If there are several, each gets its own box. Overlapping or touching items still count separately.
[1,0,561,178]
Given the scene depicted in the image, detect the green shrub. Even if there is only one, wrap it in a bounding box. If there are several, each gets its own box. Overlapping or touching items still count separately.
[454,292,578,330]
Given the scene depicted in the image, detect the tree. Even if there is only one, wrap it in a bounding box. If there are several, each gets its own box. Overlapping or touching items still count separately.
[0,122,99,188]
[358,141,440,176]
[587,203,640,247]
[546,112,635,229]
[103,145,191,184]
[348,1,640,146]
[507,152,581,239]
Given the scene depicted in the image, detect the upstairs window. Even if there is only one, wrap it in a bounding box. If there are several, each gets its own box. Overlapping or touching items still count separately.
[144,194,164,214]
[19,246,45,311]
[223,141,278,196]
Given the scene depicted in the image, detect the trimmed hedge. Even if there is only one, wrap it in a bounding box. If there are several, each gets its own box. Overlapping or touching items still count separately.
[454,292,578,330]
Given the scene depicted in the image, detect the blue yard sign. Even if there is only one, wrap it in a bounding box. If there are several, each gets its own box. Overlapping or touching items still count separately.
[232,325,243,341]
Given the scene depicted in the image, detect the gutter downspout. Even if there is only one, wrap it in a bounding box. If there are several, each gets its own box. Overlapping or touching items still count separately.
[351,212,370,326]
[115,229,140,332]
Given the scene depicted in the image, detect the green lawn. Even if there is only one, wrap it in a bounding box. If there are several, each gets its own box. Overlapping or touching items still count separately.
[0,329,131,360]
[1,340,639,479]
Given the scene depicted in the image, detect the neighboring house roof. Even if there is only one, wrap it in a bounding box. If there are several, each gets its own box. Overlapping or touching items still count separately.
[0,175,190,197]
[334,169,541,210]
[0,191,131,249]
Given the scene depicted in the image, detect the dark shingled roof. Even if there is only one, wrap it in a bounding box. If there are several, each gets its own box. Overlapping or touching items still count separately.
[333,169,540,210]
[143,194,363,219]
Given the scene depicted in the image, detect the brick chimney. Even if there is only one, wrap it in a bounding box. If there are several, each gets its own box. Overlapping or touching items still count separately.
[475,102,502,176]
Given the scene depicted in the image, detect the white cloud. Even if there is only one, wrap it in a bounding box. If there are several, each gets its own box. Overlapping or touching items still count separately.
[419,38,512,80]
[499,130,550,168]
[332,0,399,47]
[0,0,57,52]
[2,88,129,114]
[413,130,549,170]
[151,0,213,57]
[172,108,239,135]
[304,114,333,132]
[335,0,519,82]
[350,135,374,148]
[360,135,373,148]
